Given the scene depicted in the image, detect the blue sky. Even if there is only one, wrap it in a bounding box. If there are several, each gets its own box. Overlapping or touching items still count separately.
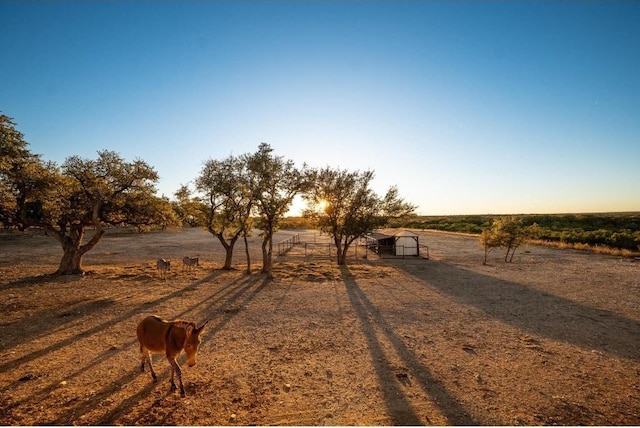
[1,1,639,215]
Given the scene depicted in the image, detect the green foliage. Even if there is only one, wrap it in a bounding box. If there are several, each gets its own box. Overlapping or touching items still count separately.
[0,114,46,228]
[478,217,526,263]
[196,155,251,236]
[195,154,254,270]
[0,113,34,175]
[191,144,313,275]
[62,151,167,229]
[407,213,640,252]
[303,167,416,265]
[479,228,501,265]
[244,143,310,276]
[171,184,206,227]
[119,193,178,231]
[402,215,491,234]
[1,114,171,273]
[519,214,640,250]
[245,143,310,231]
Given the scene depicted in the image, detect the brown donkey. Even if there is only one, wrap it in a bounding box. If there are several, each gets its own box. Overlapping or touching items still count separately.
[136,315,209,397]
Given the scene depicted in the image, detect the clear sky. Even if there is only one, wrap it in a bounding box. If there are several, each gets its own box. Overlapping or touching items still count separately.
[1,1,639,216]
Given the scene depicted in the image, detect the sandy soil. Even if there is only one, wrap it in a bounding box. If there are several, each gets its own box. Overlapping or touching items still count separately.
[0,227,638,425]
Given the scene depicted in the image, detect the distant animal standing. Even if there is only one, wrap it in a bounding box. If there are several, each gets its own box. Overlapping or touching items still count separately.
[156,258,171,279]
[182,256,199,273]
[136,315,209,397]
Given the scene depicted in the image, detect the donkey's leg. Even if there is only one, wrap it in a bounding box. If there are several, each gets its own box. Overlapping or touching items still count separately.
[170,359,185,397]
[169,359,178,392]
[146,351,157,382]
[140,346,146,372]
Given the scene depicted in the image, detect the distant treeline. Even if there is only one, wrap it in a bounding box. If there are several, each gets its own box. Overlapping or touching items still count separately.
[394,213,640,252]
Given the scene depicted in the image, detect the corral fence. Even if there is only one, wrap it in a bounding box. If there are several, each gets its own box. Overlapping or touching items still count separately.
[277,233,373,261]
[277,233,301,255]
[276,232,429,261]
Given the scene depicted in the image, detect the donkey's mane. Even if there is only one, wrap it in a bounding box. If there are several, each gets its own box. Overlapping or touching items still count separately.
[172,320,196,329]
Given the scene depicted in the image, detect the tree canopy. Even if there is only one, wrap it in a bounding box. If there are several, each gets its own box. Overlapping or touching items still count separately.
[196,154,253,270]
[3,111,419,275]
[479,216,532,264]
[304,167,416,265]
[172,184,206,227]
[1,114,176,274]
[245,143,311,277]
[0,114,44,228]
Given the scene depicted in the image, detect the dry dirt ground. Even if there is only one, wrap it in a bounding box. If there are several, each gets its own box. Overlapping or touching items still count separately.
[0,227,639,426]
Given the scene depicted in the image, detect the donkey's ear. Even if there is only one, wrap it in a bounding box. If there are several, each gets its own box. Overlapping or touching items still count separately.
[198,319,210,332]
[185,324,194,335]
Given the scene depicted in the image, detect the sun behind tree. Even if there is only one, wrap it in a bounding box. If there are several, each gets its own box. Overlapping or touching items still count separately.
[303,167,416,266]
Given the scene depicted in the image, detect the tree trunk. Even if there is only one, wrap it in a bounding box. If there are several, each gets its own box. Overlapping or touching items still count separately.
[56,243,85,275]
[223,246,234,270]
[52,226,105,275]
[214,232,238,270]
[337,243,350,266]
[336,237,355,266]
[243,232,251,274]
[504,246,511,263]
[261,234,273,278]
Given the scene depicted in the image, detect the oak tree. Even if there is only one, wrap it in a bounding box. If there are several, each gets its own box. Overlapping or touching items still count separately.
[196,155,253,270]
[480,216,528,263]
[172,184,206,227]
[0,114,42,228]
[304,167,416,265]
[1,116,172,275]
[245,143,310,278]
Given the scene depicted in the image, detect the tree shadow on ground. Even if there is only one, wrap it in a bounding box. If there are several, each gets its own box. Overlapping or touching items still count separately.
[71,274,270,425]
[0,272,81,291]
[200,274,272,342]
[0,270,225,374]
[342,266,478,426]
[395,260,640,361]
[1,271,270,425]
[0,298,116,351]
[92,274,271,425]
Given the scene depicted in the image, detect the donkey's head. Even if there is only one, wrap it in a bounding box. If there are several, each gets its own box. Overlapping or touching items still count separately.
[184,320,209,367]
